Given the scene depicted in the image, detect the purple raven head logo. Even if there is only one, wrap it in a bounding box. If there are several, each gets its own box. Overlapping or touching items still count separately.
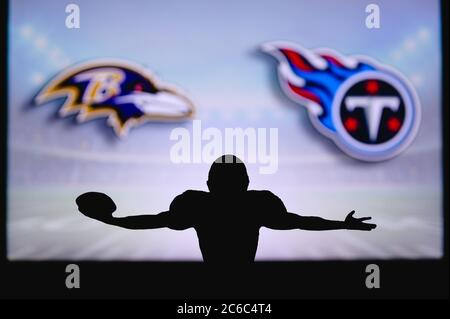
[35,59,195,137]
[262,41,420,161]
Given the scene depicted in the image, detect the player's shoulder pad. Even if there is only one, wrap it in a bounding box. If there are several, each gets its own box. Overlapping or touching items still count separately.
[248,190,286,210]
[248,190,282,201]
[179,190,208,198]
[171,190,208,207]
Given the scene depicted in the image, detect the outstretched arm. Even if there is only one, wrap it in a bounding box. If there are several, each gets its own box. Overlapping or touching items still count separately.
[76,192,191,230]
[82,209,192,230]
[265,210,376,231]
[95,211,173,229]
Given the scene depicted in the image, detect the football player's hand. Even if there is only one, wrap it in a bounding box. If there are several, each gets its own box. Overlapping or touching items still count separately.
[76,192,116,222]
[344,211,376,231]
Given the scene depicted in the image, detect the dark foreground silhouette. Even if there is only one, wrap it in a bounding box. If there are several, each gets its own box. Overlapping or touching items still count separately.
[76,155,376,263]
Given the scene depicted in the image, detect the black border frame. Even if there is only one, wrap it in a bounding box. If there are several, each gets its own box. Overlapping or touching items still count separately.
[0,0,448,299]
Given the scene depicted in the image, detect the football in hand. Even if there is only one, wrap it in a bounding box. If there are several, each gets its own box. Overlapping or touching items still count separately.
[76,192,117,220]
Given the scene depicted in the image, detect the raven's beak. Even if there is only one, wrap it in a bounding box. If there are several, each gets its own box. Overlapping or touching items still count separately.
[114,91,194,118]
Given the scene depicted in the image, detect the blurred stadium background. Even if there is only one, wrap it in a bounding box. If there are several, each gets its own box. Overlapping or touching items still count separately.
[7,0,443,260]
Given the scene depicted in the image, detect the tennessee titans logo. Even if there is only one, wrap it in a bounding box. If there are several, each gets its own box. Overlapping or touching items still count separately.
[262,41,421,161]
[35,59,195,137]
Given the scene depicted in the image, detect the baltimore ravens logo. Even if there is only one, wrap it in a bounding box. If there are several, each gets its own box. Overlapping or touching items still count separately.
[35,59,195,137]
[262,41,421,161]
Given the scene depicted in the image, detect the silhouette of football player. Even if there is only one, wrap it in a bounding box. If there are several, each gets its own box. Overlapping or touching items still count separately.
[76,155,376,263]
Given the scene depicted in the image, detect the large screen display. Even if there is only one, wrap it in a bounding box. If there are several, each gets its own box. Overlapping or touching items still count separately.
[7,0,443,261]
